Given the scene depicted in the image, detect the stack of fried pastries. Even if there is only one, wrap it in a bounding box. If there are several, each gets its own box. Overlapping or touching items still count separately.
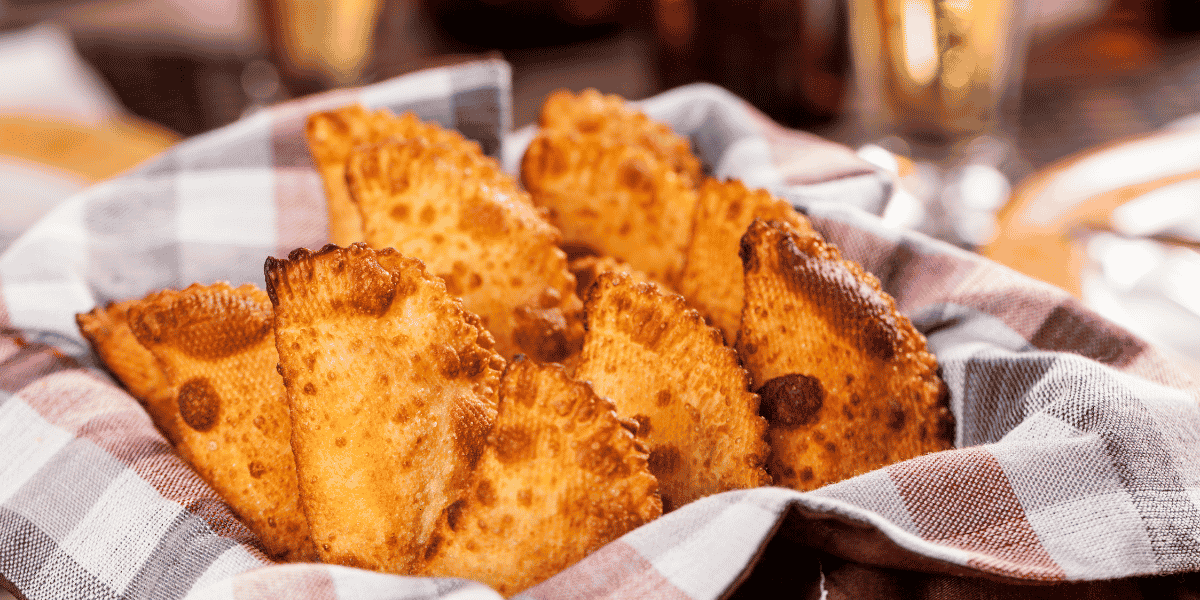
[308,104,583,364]
[520,89,954,491]
[77,90,956,596]
[80,244,660,595]
[266,244,661,589]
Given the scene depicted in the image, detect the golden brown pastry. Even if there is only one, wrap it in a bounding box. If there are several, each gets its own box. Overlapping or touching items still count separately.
[535,88,702,182]
[346,137,584,363]
[420,357,661,596]
[521,91,701,287]
[265,243,505,574]
[575,272,770,511]
[305,104,499,246]
[736,219,954,490]
[124,283,315,561]
[76,300,178,443]
[677,179,814,342]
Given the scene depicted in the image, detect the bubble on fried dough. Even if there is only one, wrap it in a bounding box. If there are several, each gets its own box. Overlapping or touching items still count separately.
[177,376,220,432]
[757,373,824,429]
[129,292,272,361]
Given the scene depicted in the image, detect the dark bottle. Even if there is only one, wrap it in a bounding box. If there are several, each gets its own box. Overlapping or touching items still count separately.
[653,0,851,129]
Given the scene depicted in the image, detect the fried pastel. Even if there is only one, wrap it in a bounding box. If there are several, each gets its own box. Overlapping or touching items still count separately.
[521,133,698,286]
[535,88,702,183]
[306,104,501,246]
[736,219,954,491]
[126,282,315,561]
[347,137,584,363]
[265,243,505,574]
[77,300,178,443]
[677,179,814,342]
[421,357,661,596]
[575,272,769,511]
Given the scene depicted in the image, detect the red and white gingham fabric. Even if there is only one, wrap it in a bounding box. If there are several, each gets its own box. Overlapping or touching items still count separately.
[3,59,1199,600]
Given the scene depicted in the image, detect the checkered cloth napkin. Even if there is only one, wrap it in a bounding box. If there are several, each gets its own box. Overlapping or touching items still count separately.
[3,58,1200,600]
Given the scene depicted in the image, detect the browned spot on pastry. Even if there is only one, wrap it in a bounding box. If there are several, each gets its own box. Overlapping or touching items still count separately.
[512,305,580,364]
[446,499,466,531]
[453,395,495,469]
[632,414,652,436]
[531,136,568,178]
[178,377,220,432]
[129,296,271,361]
[430,343,462,378]
[655,389,672,407]
[758,373,824,429]
[476,479,497,506]
[647,445,681,476]
[301,248,401,319]
[887,402,908,432]
[798,466,814,483]
[424,533,443,561]
[493,425,534,464]
[460,197,508,237]
[577,428,630,478]
[619,158,654,195]
[248,461,267,478]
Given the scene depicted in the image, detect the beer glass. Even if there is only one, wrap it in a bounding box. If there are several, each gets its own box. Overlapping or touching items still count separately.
[848,0,1032,247]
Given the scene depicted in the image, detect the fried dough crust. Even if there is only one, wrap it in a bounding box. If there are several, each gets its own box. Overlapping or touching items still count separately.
[536,88,702,182]
[76,300,177,442]
[736,219,954,491]
[678,179,814,342]
[347,137,583,363]
[522,133,698,286]
[265,243,505,574]
[522,90,703,287]
[575,272,769,511]
[306,104,497,246]
[125,282,316,561]
[421,357,661,596]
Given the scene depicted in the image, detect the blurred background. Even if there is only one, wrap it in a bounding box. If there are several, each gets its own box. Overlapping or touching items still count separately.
[3,0,1200,361]
[1,0,1197,146]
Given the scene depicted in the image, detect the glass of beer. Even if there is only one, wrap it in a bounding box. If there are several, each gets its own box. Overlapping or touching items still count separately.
[848,0,1032,247]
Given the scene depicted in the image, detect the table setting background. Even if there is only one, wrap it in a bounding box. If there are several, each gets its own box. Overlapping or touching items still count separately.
[3,58,1200,599]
